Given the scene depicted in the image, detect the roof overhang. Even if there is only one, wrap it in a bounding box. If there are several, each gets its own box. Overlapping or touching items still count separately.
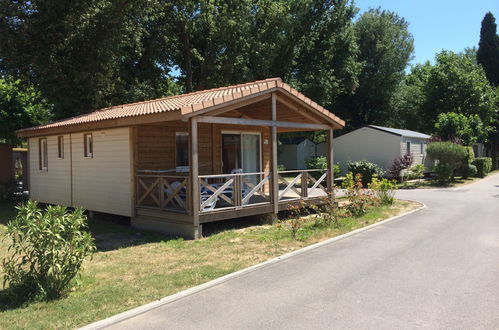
[16,78,345,138]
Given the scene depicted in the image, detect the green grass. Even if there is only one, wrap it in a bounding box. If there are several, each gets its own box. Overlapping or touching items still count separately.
[0,199,420,329]
[398,169,499,189]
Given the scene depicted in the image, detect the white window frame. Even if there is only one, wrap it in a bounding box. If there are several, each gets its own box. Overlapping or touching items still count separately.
[57,136,64,159]
[39,138,48,171]
[406,141,411,155]
[84,133,93,158]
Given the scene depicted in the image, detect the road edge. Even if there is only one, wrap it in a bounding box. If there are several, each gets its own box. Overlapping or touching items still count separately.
[80,200,426,330]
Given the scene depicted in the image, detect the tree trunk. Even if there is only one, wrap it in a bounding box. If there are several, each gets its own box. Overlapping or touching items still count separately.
[179,21,193,93]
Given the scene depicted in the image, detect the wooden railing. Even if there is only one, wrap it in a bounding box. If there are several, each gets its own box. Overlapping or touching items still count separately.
[198,172,271,213]
[135,169,329,214]
[277,169,329,201]
[136,174,189,213]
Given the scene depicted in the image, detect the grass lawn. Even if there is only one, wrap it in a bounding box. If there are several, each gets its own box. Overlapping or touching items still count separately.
[398,170,499,189]
[0,199,420,329]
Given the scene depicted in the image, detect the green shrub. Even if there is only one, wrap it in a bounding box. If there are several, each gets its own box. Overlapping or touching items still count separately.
[368,175,397,205]
[305,156,341,179]
[472,157,492,177]
[277,164,286,171]
[2,201,96,300]
[406,164,425,180]
[342,172,374,216]
[459,164,478,178]
[427,142,468,169]
[434,163,454,185]
[346,160,384,186]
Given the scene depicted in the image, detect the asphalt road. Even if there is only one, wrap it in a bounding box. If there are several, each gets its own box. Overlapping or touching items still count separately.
[106,173,499,330]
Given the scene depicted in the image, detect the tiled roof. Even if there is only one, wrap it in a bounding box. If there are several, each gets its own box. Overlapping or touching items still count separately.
[368,125,431,139]
[17,78,344,135]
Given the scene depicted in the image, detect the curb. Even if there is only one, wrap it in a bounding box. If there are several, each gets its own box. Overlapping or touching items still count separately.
[80,201,426,330]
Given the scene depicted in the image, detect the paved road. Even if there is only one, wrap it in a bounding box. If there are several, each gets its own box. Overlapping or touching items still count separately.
[107,173,499,330]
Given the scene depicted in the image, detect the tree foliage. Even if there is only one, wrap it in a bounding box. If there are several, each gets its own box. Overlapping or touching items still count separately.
[392,50,497,137]
[0,78,52,145]
[336,8,414,129]
[477,12,499,87]
[434,112,488,146]
[0,0,361,120]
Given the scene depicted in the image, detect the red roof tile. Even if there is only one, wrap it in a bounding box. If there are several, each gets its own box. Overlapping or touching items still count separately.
[17,78,344,135]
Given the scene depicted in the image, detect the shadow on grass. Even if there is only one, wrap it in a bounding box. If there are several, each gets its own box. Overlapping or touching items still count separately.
[202,215,268,237]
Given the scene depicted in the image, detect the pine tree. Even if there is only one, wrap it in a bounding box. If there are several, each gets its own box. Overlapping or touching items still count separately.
[477,12,499,86]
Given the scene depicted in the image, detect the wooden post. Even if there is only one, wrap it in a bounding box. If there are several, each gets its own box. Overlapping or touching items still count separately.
[301,170,308,198]
[271,93,279,214]
[326,128,334,199]
[190,117,200,237]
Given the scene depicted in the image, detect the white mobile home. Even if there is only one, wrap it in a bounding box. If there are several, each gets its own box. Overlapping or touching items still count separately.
[331,125,431,173]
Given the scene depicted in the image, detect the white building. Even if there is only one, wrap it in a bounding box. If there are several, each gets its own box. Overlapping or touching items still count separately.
[325,125,432,174]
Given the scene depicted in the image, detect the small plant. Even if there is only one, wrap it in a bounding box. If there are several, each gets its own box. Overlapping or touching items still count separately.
[369,175,397,205]
[306,156,341,179]
[283,202,307,240]
[314,194,340,228]
[472,157,492,177]
[277,164,286,171]
[2,201,96,300]
[389,154,413,180]
[346,160,384,186]
[342,172,374,217]
[406,164,425,180]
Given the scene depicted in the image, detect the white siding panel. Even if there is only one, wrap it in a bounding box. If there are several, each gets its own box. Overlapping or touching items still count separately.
[72,128,132,216]
[28,135,72,205]
[401,137,428,166]
[333,127,401,173]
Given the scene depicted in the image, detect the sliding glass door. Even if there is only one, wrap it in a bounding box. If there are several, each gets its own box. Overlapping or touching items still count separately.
[222,132,261,174]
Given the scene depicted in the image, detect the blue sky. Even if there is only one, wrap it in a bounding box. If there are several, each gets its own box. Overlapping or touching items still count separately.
[354,0,498,65]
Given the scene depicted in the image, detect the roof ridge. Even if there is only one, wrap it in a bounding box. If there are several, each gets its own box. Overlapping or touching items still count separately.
[95,77,282,113]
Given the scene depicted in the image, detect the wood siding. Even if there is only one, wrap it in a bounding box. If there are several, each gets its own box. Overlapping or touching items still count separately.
[28,135,72,205]
[136,121,270,175]
[71,127,132,216]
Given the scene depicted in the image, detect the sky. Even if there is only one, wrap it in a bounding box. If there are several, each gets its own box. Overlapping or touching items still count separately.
[354,0,498,66]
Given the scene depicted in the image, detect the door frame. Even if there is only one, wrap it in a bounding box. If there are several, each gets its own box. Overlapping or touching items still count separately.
[220,130,262,174]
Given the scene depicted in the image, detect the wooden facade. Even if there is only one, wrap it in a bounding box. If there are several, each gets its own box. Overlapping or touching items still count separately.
[132,94,337,238]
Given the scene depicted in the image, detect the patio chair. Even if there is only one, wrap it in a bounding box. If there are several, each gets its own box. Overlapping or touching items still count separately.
[166,181,218,212]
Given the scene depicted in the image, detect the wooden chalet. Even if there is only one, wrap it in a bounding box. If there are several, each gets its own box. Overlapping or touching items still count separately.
[17,78,345,238]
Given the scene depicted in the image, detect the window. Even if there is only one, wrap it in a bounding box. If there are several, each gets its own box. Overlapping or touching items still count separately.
[420,143,424,155]
[57,136,64,159]
[406,141,411,155]
[175,132,189,166]
[84,133,93,158]
[39,138,48,171]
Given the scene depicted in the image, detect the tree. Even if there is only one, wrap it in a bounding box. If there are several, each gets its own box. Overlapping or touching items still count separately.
[335,8,414,130]
[389,62,432,130]
[477,12,499,169]
[0,78,52,145]
[164,0,361,107]
[1,0,361,120]
[434,112,488,146]
[423,51,496,132]
[477,12,499,87]
[0,0,179,119]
